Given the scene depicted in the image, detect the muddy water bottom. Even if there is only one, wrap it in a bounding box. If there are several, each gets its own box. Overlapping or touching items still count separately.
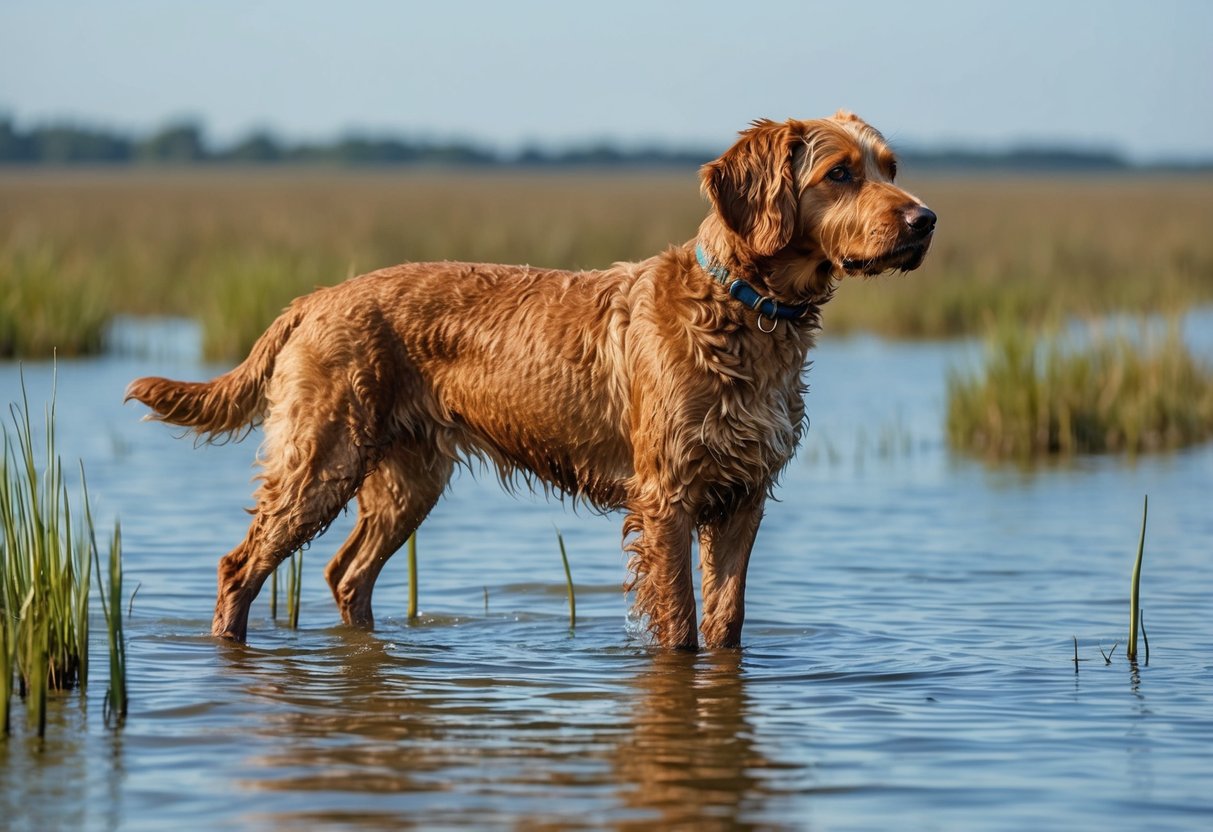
[2,317,1212,830]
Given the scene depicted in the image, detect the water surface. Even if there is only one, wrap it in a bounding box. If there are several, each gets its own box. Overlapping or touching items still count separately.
[2,316,1211,830]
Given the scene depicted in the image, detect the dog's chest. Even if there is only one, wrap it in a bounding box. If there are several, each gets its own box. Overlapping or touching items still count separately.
[702,375,803,481]
[690,328,811,491]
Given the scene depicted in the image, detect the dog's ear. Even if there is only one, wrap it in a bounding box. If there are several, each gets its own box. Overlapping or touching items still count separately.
[700,119,801,257]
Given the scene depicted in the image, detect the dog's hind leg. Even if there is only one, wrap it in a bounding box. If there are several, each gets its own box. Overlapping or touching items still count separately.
[323,442,453,628]
[325,439,453,630]
[212,385,373,641]
[213,470,362,642]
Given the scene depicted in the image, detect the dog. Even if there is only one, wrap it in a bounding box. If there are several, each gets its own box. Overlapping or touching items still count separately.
[126,111,935,650]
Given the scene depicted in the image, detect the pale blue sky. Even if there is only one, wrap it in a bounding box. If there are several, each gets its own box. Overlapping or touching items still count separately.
[2,0,1211,160]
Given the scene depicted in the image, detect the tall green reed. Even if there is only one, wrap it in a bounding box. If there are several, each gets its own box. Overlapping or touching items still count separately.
[88,509,127,725]
[270,562,278,620]
[1,602,9,734]
[270,551,303,626]
[285,551,303,630]
[555,528,575,631]
[1,372,95,736]
[1127,495,1147,664]
[407,531,418,622]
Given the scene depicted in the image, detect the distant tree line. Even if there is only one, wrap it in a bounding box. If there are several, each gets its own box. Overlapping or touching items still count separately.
[0,117,714,168]
[1,116,1204,171]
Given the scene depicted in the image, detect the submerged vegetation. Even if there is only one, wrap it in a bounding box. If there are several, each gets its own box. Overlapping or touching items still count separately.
[2,170,1212,359]
[947,324,1213,460]
[1,374,127,736]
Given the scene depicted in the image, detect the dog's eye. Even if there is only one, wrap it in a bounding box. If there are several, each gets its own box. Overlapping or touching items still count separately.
[888,161,898,181]
[826,165,853,183]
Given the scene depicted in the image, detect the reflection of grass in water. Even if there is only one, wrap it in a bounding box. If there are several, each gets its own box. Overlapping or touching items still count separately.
[802,417,920,469]
[947,322,1213,460]
[3,171,1213,359]
[1,371,127,735]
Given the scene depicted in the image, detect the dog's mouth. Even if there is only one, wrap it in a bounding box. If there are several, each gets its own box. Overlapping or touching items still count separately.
[839,238,931,277]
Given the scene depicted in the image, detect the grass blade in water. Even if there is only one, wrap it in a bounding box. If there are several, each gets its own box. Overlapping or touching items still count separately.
[286,551,302,630]
[407,531,418,622]
[101,524,127,724]
[555,528,575,631]
[1128,495,1147,662]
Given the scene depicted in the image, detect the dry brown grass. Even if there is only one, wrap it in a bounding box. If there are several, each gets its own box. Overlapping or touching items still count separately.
[2,168,1212,358]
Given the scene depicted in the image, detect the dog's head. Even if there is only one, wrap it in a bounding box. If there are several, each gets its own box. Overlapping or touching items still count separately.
[700,111,935,299]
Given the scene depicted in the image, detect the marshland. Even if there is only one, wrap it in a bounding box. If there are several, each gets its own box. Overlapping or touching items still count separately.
[2,169,1213,830]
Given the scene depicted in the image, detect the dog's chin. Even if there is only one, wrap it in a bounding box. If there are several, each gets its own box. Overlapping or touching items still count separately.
[838,240,931,277]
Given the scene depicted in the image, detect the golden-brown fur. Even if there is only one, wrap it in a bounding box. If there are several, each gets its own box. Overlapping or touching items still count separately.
[126,111,935,650]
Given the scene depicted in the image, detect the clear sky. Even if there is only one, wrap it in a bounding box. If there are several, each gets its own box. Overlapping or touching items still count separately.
[2,0,1211,161]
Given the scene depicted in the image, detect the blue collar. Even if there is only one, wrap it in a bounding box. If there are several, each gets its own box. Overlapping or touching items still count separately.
[695,244,809,323]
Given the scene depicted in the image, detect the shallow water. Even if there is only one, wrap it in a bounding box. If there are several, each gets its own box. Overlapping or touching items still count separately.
[2,315,1212,831]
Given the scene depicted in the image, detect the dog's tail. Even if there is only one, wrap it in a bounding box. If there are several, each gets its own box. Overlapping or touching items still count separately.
[125,303,303,441]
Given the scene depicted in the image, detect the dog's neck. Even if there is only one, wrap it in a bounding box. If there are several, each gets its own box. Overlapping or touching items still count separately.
[695,217,837,309]
[694,242,809,324]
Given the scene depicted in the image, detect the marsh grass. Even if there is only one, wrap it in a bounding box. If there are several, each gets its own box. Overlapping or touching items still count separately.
[284,551,303,630]
[1,373,93,736]
[1127,495,1147,664]
[947,322,1213,460]
[555,528,575,630]
[89,516,127,724]
[270,551,304,626]
[3,170,1212,359]
[0,242,109,357]
[406,531,418,622]
[827,176,1213,337]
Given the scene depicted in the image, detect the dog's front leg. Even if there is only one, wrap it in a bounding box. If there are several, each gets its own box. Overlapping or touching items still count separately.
[698,497,765,649]
[624,498,698,650]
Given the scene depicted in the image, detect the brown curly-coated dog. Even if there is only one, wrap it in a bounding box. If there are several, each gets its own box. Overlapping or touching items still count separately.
[127,111,935,650]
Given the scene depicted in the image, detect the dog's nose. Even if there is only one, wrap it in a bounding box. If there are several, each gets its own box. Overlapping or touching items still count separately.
[904,205,937,236]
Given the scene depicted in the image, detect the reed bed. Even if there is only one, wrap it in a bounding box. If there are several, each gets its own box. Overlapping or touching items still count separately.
[947,323,1213,460]
[0,242,109,357]
[1,376,94,736]
[2,170,1212,359]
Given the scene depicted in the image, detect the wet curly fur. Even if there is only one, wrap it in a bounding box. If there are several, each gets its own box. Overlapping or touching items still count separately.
[126,111,935,649]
